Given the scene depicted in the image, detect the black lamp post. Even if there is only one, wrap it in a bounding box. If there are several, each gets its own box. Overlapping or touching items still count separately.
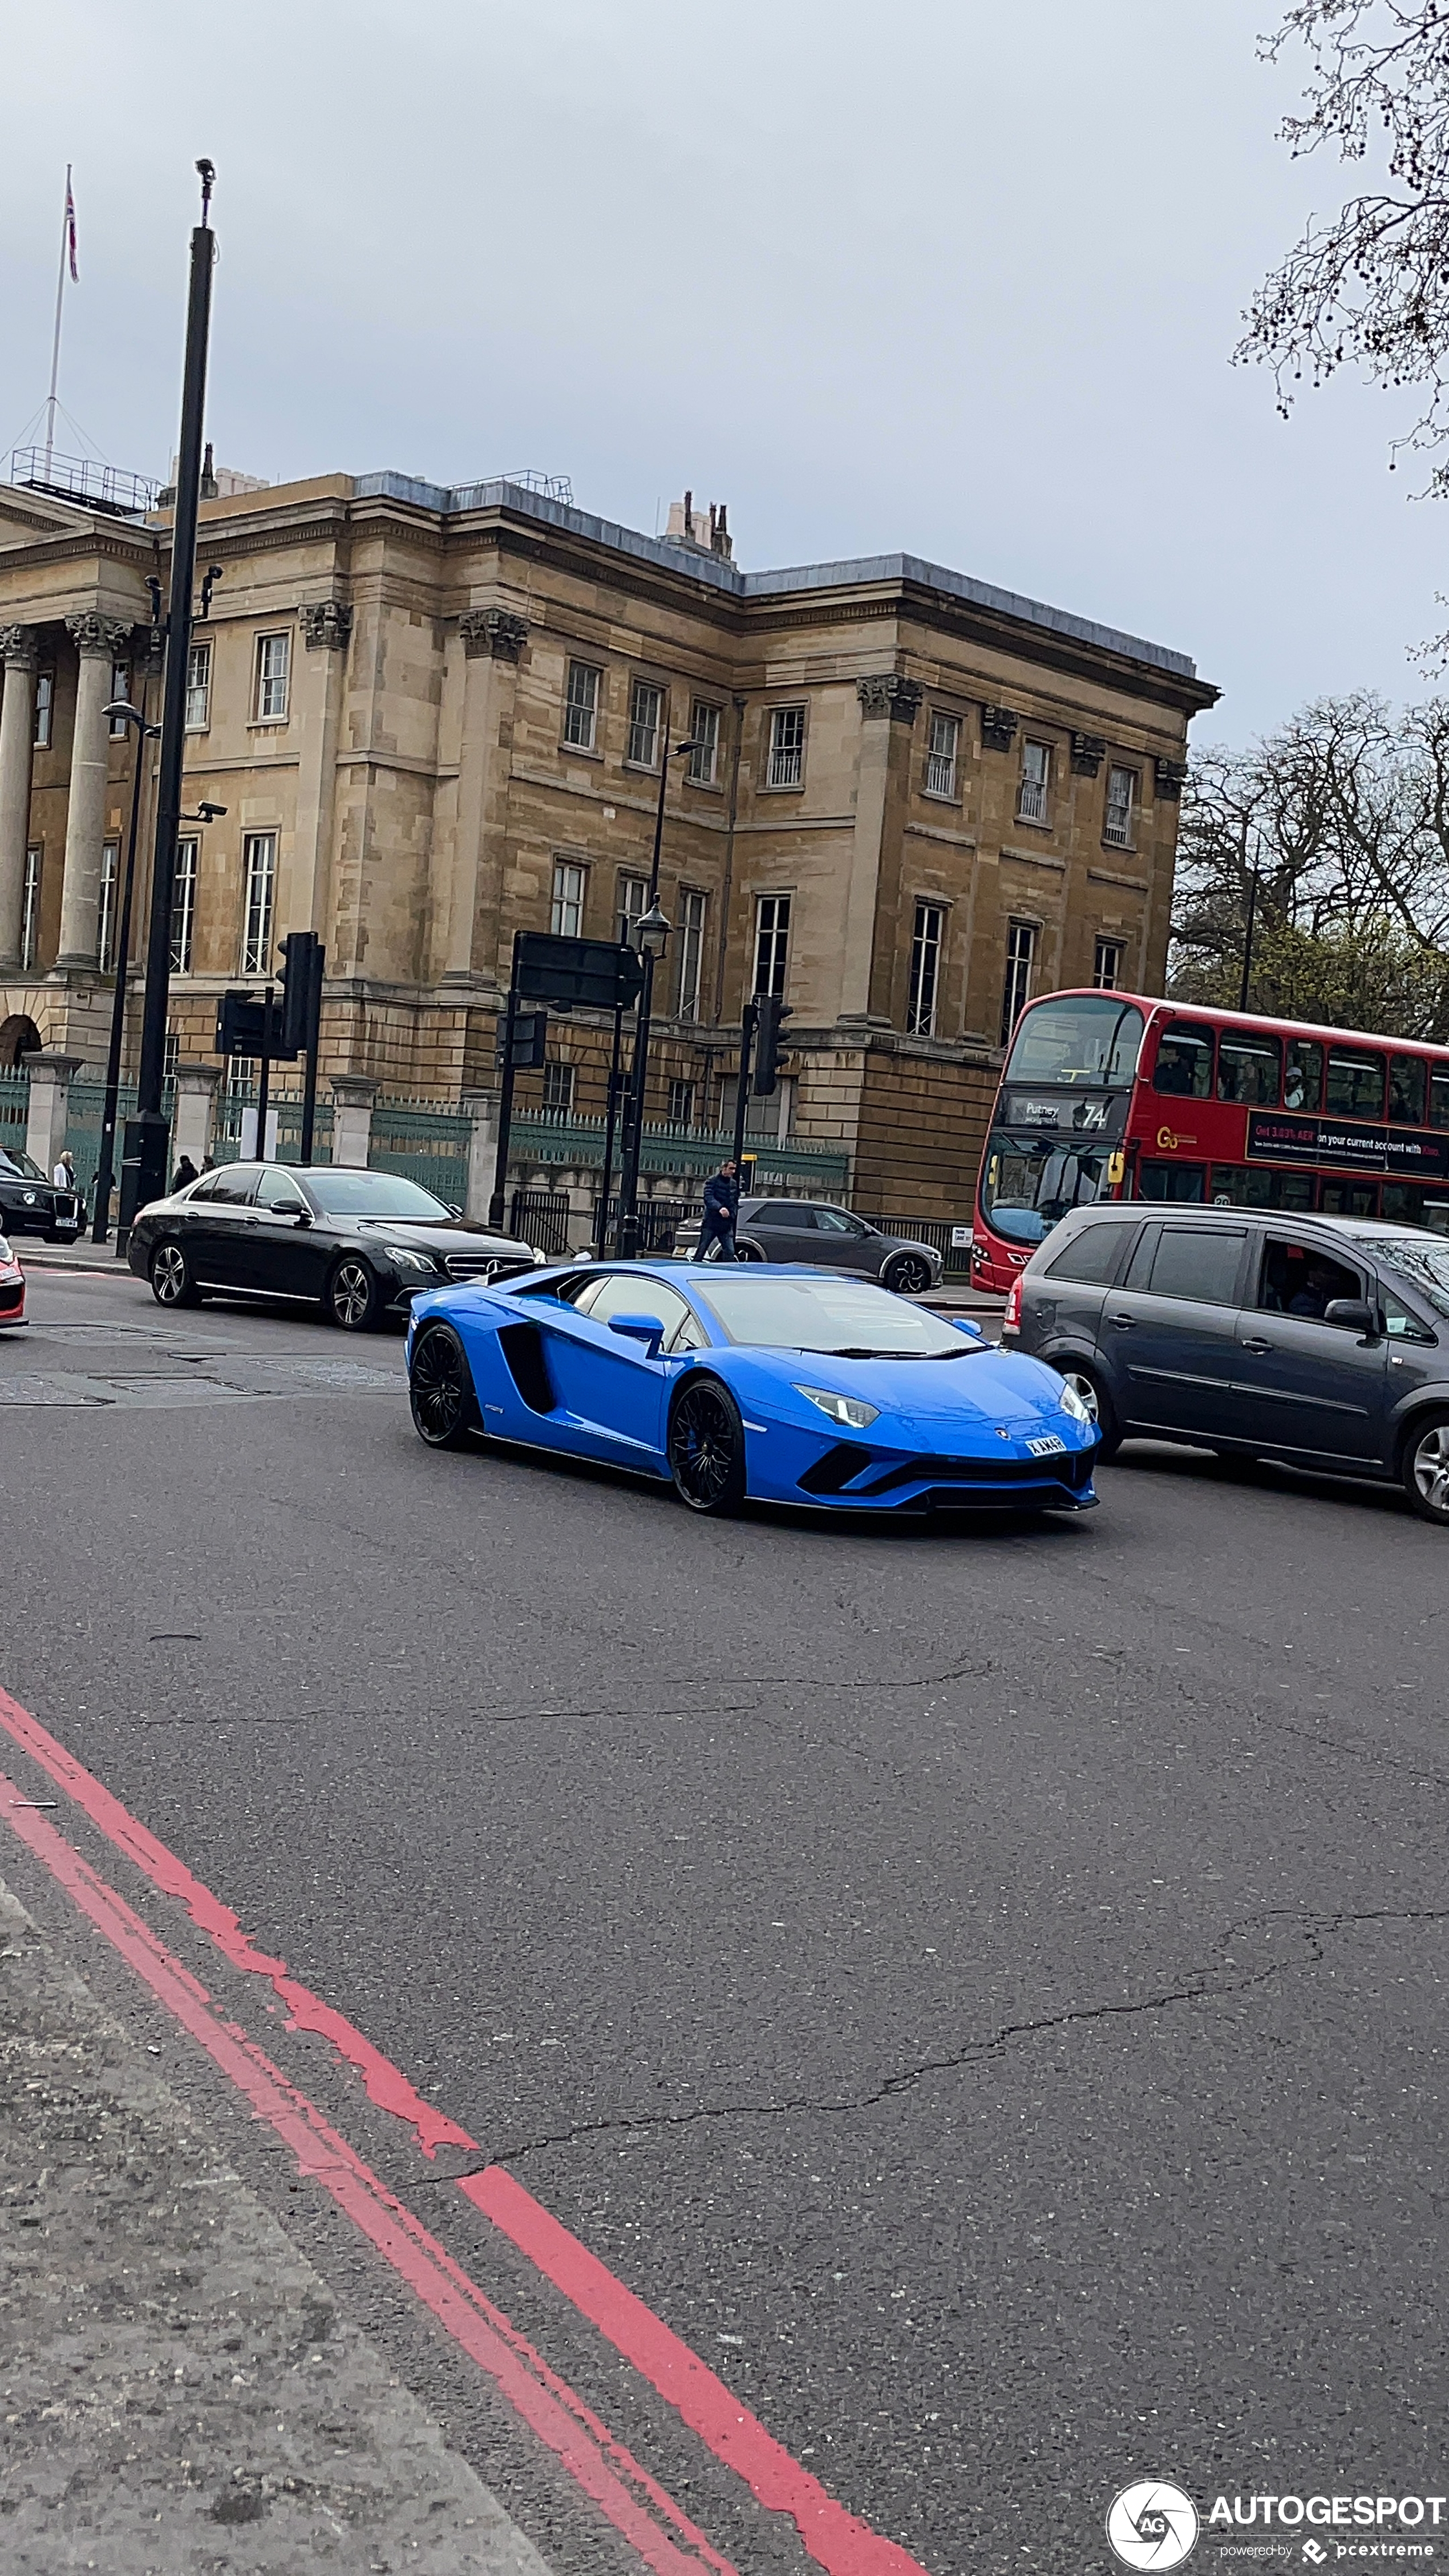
[94,694,160,1244]
[615,729,707,1258]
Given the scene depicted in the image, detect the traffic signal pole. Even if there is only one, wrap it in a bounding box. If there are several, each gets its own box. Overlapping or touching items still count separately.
[731,1001,757,1174]
[489,937,522,1230]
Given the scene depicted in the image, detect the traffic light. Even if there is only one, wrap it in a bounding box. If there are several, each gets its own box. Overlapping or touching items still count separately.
[495,1008,548,1071]
[752,993,792,1095]
[277,930,323,1058]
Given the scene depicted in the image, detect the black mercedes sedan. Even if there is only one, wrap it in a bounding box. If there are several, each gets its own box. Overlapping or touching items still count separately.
[0,1145,81,1243]
[127,1163,543,1327]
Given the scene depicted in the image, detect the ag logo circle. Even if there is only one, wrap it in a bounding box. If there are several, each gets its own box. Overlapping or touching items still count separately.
[1106,2480,1200,2570]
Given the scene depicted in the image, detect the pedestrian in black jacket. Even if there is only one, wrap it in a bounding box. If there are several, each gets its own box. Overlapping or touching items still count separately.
[695,1160,740,1262]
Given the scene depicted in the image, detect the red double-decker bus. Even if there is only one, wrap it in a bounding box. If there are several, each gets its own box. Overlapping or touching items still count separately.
[972,989,1449,1291]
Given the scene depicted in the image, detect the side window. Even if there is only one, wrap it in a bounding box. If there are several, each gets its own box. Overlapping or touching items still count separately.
[1043,1223,1132,1286]
[1123,1224,1159,1291]
[187,1171,220,1202]
[751,1204,796,1229]
[815,1208,863,1236]
[211,1164,261,1206]
[1325,1049,1386,1120]
[1257,1240,1362,1320]
[670,1309,709,1353]
[1146,1226,1246,1306]
[1284,1039,1323,1112]
[787,1208,821,1231]
[1217,1031,1282,1106]
[1152,1021,1215,1099]
[1381,1287,1435,1343]
[1389,1055,1427,1126]
[584,1273,692,1339]
[256,1167,306,1212]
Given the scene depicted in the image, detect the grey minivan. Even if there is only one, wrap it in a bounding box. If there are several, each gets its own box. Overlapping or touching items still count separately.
[1004,1205,1449,1525]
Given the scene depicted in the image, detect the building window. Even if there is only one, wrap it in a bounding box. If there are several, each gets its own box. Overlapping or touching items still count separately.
[185,641,212,732]
[171,839,199,974]
[98,842,119,973]
[541,1060,575,1116]
[1094,935,1125,991]
[754,892,791,998]
[687,701,719,784]
[767,704,806,789]
[677,888,706,1021]
[20,846,40,968]
[163,1025,180,1086]
[562,660,600,751]
[253,631,291,723]
[907,900,945,1036]
[241,832,276,973]
[1103,765,1136,849]
[108,662,131,735]
[34,671,53,750]
[1000,918,1036,1043]
[1017,740,1051,825]
[626,677,662,768]
[618,874,647,945]
[668,1078,695,1126]
[925,710,960,800]
[551,858,586,938]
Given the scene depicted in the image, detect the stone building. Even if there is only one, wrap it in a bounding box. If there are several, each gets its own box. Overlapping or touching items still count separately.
[0,467,1216,1220]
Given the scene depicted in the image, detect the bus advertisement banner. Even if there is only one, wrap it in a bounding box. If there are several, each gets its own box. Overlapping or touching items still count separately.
[1246,1111,1449,1177]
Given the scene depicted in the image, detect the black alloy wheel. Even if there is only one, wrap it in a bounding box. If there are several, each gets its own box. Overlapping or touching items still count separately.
[884,1251,933,1297]
[1056,1363,1122,1461]
[668,1376,748,1515]
[409,1322,480,1451]
[1403,1411,1449,1525]
[329,1256,381,1331]
[149,1240,201,1309]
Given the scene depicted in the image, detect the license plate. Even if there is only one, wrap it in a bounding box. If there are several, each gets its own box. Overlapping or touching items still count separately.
[1025,1433,1066,1457]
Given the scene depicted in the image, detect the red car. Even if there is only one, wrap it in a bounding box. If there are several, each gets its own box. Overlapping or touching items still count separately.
[0,1233,26,1329]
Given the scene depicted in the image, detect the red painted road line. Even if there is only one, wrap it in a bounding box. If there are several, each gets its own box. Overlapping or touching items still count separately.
[0,1775,732,2576]
[0,1684,930,2576]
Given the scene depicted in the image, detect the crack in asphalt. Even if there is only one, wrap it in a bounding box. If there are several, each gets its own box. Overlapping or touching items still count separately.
[452,1906,1449,2173]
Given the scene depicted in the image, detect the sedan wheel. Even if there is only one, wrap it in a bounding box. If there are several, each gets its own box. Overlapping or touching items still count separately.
[1405,1413,1449,1524]
[884,1252,933,1297]
[668,1378,748,1515]
[149,1240,200,1308]
[409,1323,480,1451]
[329,1257,379,1331]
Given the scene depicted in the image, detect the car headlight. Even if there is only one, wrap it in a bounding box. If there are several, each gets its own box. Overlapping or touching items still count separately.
[795,1384,880,1431]
[384,1244,442,1274]
[1058,1379,1092,1424]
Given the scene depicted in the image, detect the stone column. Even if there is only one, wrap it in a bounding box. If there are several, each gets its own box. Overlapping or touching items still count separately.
[58,614,132,969]
[330,1074,378,1169]
[171,1063,219,1172]
[0,626,39,970]
[460,1086,500,1221]
[293,600,353,933]
[25,1051,82,1177]
[446,609,528,981]
[839,675,921,1022]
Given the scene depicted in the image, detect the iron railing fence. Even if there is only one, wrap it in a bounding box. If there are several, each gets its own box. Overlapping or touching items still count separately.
[213,1089,335,1168]
[509,1189,574,1257]
[0,1071,29,1164]
[369,1099,470,1209]
[509,1108,848,1190]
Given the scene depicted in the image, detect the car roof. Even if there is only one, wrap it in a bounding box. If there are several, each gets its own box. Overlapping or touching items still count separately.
[1059,1205,1448,1245]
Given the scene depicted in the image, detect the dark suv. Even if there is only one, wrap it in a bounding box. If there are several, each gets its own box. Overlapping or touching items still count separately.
[1004,1204,1449,1524]
[671,1198,941,1295]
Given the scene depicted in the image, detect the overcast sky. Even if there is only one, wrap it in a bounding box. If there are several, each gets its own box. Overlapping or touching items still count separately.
[2,0,1439,749]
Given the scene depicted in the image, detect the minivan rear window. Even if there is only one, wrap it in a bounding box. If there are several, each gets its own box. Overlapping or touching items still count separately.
[1146,1226,1245,1307]
[1043,1224,1133,1286]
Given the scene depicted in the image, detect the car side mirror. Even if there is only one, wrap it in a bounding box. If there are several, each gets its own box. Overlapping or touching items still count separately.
[1323,1298,1376,1336]
[608,1312,666,1356]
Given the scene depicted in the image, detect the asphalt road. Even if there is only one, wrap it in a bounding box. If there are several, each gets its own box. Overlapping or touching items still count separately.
[1,1261,1446,2574]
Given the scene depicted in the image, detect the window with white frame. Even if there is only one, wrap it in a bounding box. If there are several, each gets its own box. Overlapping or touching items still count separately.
[767,704,806,789]
[541,1059,575,1116]
[241,832,277,973]
[1093,935,1125,991]
[171,839,199,974]
[34,671,53,749]
[1000,918,1036,1043]
[253,631,291,723]
[626,678,662,768]
[185,640,212,732]
[617,874,647,945]
[1017,740,1051,825]
[108,662,130,736]
[925,710,960,800]
[551,858,586,938]
[562,659,600,751]
[163,1025,180,1086]
[222,1054,256,1141]
[1103,764,1136,848]
[754,892,791,998]
[676,888,706,1021]
[668,1077,695,1126]
[687,701,719,785]
[907,900,945,1036]
[98,843,119,973]
[20,846,40,968]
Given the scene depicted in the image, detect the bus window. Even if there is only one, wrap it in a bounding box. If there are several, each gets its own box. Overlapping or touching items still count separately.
[1003,994,1145,1087]
[1390,1055,1427,1125]
[1431,1068,1449,1131]
[1139,1161,1206,1202]
[1325,1049,1385,1120]
[1318,1177,1379,1217]
[1284,1039,1323,1112]
[1151,1022,1214,1099]
[978,1132,1113,1245]
[1211,1165,1313,1212]
[1217,1029,1282,1105]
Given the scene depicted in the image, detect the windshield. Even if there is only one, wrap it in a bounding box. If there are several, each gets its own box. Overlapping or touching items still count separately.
[693,1274,980,1355]
[980,1130,1114,1246]
[1367,1234,1449,1321]
[1005,995,1145,1089]
[305,1172,452,1220]
[0,1148,46,1182]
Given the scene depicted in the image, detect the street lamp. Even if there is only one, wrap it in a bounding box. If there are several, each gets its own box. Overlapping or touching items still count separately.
[93,696,161,1244]
[615,731,709,1258]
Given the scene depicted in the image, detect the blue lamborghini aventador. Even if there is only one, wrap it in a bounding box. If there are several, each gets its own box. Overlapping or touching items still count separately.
[404,1260,1099,1517]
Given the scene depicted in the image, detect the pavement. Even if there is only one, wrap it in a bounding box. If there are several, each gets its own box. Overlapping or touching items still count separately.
[2,1262,1444,2575]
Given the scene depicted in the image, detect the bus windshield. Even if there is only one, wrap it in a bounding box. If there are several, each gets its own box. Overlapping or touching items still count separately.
[980,1132,1114,1246]
[1005,995,1145,1089]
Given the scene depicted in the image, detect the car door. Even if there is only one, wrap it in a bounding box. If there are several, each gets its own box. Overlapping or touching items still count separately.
[1098,1219,1249,1438]
[743,1201,811,1262]
[1228,1233,1390,1463]
[811,1206,874,1273]
[242,1165,320,1298]
[530,1272,694,1465]
[187,1162,262,1285]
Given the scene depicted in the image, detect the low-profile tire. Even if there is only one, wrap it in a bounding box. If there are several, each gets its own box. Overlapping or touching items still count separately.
[329,1255,382,1331]
[884,1251,933,1298]
[668,1375,748,1515]
[1402,1411,1449,1525]
[408,1321,480,1451]
[149,1239,201,1309]
[1056,1363,1122,1462]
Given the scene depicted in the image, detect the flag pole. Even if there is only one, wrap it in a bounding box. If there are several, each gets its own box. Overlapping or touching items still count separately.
[43,165,72,479]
